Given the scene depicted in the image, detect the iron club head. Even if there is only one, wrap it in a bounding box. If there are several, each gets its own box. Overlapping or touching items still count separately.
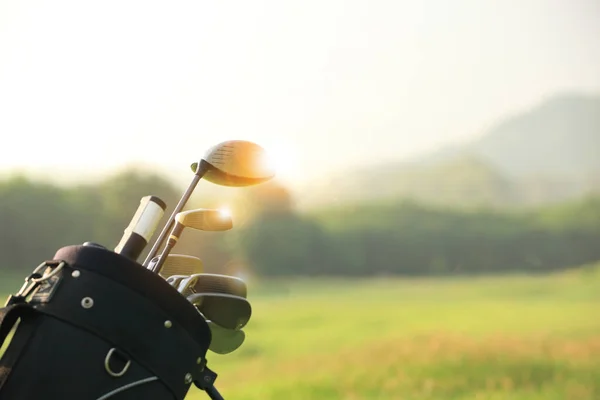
[148,254,204,279]
[165,274,188,288]
[188,293,251,330]
[206,321,246,355]
[190,273,247,298]
[150,209,233,274]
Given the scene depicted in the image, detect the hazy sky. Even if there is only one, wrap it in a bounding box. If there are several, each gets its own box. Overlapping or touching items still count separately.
[1,0,599,187]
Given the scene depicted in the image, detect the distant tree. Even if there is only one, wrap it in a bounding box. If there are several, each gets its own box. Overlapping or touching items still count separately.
[0,170,181,271]
[1,171,599,278]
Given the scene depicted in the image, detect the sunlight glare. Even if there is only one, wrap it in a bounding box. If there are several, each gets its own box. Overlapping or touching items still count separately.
[261,141,299,182]
[218,206,232,219]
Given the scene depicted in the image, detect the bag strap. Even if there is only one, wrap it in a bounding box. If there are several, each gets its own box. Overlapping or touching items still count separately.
[0,303,37,391]
[0,304,30,351]
[0,260,63,359]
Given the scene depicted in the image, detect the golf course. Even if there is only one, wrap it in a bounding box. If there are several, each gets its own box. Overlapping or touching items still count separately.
[2,265,600,399]
[190,268,600,400]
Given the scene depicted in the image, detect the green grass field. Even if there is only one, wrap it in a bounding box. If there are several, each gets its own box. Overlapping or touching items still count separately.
[2,265,600,399]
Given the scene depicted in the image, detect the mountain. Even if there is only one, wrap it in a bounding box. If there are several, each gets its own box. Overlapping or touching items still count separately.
[296,93,600,210]
[467,92,600,179]
[296,154,522,209]
[420,93,600,179]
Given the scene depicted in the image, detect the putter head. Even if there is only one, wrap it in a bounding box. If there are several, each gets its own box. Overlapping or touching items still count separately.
[150,254,203,279]
[175,209,233,231]
[207,321,246,355]
[191,273,247,298]
[188,293,251,330]
[191,140,275,187]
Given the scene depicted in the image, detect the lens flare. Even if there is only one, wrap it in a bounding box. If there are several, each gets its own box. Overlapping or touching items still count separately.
[260,141,298,182]
[218,207,232,218]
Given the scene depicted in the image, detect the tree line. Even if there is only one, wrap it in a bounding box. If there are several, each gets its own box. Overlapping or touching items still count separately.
[0,170,599,277]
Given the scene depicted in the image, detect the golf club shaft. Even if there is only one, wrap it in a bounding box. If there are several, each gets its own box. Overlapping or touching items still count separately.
[150,238,176,274]
[143,171,205,267]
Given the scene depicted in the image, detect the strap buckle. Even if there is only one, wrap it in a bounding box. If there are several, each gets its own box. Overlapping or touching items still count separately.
[4,261,66,307]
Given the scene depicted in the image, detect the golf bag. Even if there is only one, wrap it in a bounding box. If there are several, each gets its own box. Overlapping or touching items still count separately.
[0,244,222,400]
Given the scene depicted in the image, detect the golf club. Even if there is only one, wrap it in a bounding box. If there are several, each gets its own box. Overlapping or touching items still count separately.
[190,274,247,298]
[143,140,275,268]
[188,293,251,330]
[165,274,188,288]
[177,273,247,300]
[150,209,233,275]
[207,321,246,355]
[176,274,199,297]
[114,196,167,261]
[148,254,204,279]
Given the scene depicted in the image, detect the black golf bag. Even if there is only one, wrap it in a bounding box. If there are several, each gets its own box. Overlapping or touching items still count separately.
[0,244,223,400]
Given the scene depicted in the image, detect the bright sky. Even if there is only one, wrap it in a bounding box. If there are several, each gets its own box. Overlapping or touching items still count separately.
[1,0,599,188]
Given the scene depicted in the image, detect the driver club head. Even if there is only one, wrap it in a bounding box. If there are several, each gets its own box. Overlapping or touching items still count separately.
[188,293,252,330]
[143,139,274,268]
[207,321,246,355]
[149,254,204,279]
[191,140,276,187]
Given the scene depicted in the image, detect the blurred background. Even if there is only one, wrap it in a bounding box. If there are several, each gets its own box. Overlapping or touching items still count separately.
[1,0,599,399]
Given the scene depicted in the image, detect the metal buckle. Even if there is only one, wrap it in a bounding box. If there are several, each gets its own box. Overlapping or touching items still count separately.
[31,261,65,283]
[5,262,66,307]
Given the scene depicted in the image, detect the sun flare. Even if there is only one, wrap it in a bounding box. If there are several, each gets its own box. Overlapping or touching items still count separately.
[218,206,232,219]
[261,141,299,182]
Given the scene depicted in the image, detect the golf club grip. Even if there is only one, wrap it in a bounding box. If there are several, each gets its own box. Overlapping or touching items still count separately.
[115,196,166,261]
[205,386,224,400]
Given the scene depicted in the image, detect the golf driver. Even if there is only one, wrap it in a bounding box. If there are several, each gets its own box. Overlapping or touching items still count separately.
[150,209,233,275]
[143,140,275,268]
[148,254,204,279]
[207,321,246,355]
[188,293,251,330]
